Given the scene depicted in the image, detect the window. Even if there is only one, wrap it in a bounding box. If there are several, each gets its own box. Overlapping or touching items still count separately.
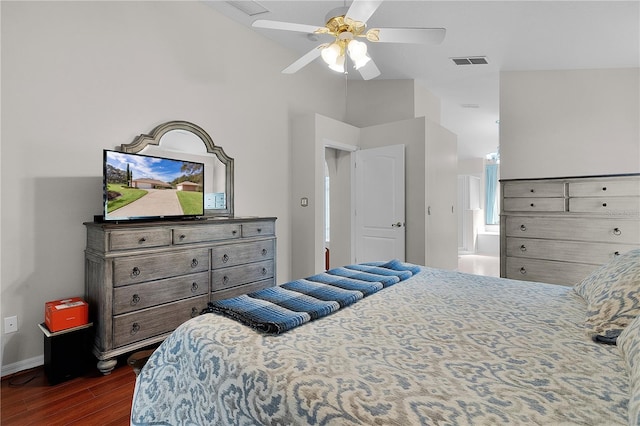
[485,152,500,225]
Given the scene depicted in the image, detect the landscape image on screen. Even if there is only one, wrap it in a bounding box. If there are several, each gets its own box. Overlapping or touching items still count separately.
[104,150,204,220]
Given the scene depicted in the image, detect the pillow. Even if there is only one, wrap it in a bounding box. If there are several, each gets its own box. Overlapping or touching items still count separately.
[617,314,640,425]
[573,249,640,340]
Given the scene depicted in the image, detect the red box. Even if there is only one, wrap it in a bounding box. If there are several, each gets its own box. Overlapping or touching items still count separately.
[45,298,89,332]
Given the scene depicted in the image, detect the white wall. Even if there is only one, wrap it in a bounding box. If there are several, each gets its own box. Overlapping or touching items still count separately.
[291,114,359,279]
[414,82,442,125]
[345,80,417,128]
[500,69,640,179]
[346,79,442,128]
[0,1,345,372]
[458,158,485,176]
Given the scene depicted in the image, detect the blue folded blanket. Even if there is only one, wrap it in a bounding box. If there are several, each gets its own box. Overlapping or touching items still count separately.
[203,260,422,334]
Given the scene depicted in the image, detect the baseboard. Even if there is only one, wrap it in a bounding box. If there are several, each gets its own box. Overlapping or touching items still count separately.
[1,355,44,378]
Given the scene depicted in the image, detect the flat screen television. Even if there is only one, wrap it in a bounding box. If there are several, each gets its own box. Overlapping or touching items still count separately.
[103,149,205,222]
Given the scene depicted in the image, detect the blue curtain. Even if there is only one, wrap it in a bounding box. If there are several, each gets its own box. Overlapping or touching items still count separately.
[485,164,499,224]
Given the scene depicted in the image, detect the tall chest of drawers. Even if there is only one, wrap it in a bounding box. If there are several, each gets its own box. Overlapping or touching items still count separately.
[500,175,640,286]
[84,217,276,374]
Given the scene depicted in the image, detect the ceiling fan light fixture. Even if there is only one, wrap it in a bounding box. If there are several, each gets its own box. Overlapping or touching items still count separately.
[347,39,370,69]
[328,54,346,73]
[321,42,341,65]
[255,0,446,80]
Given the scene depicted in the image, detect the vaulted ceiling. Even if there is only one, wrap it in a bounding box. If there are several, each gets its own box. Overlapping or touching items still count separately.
[205,1,639,160]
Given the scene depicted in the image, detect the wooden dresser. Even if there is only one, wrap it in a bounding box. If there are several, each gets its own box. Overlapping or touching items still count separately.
[500,174,640,286]
[84,217,276,374]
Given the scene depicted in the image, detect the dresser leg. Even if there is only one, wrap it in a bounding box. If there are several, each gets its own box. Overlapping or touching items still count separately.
[97,358,118,375]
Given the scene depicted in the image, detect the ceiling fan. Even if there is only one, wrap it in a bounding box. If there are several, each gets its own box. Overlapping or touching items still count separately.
[252,0,446,80]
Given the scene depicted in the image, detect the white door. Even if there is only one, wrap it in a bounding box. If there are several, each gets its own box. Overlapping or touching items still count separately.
[354,144,405,263]
[426,123,458,270]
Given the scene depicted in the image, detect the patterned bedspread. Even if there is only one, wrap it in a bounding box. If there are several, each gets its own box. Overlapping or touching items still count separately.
[130,267,629,425]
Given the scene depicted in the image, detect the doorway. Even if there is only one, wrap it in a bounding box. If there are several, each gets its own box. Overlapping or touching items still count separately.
[324,144,406,269]
[324,146,354,270]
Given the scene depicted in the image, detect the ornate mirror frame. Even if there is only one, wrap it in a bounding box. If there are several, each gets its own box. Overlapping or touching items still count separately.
[120,120,234,217]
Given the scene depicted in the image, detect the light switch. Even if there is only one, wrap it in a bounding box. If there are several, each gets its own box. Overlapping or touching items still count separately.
[301,197,309,207]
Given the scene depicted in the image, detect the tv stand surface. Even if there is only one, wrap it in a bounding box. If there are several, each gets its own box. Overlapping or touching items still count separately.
[84,216,277,375]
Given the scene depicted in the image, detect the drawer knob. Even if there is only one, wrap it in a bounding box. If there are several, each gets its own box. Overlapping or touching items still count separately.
[138,237,147,243]
[179,234,186,240]
[261,267,267,275]
[530,203,535,207]
[602,187,607,191]
[131,294,140,305]
[613,228,622,236]
[191,282,199,292]
[191,258,199,268]
[520,224,527,232]
[602,203,607,207]
[232,230,237,235]
[191,307,199,318]
[222,254,229,263]
[131,323,140,335]
[520,245,527,252]
[261,248,268,256]
[520,267,527,275]
[223,276,229,284]
[257,228,262,233]
[614,251,621,257]
[530,189,535,193]
[131,267,141,277]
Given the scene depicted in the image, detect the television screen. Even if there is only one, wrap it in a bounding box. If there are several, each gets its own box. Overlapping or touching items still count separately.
[103,149,205,222]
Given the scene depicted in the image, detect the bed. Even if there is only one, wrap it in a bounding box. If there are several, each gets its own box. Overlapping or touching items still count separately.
[131,251,640,425]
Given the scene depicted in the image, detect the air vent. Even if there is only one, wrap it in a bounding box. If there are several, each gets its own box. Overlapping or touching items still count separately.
[452,56,488,65]
[226,1,269,16]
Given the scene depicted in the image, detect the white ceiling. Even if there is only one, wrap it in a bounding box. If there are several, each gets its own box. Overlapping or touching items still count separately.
[205,1,639,160]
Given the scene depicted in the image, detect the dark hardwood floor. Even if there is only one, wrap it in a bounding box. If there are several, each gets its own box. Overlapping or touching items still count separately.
[1,359,136,425]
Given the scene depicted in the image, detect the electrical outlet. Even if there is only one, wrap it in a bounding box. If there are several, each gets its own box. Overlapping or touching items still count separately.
[4,316,18,333]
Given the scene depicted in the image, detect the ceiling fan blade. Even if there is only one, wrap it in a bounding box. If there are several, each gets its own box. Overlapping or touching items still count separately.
[357,58,381,80]
[252,19,323,34]
[370,27,446,44]
[282,46,323,74]
[345,0,383,24]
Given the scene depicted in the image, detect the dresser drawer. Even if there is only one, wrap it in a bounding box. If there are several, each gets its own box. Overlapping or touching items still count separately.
[113,295,208,347]
[211,260,274,291]
[113,271,209,315]
[505,257,598,286]
[113,248,209,286]
[173,224,241,244]
[506,237,636,265]
[109,228,172,251]
[568,197,640,214]
[505,216,640,244]
[503,197,565,212]
[242,221,275,238]
[211,239,275,269]
[569,179,640,197]
[503,182,565,198]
